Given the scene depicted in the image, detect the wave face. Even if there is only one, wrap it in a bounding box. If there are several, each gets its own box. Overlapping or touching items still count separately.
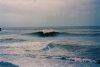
[28,31,100,37]
[30,31,60,37]
[41,41,100,60]
[0,61,19,67]
[25,28,100,37]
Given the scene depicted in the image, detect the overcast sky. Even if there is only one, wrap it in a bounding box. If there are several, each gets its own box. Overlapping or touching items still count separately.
[0,0,100,27]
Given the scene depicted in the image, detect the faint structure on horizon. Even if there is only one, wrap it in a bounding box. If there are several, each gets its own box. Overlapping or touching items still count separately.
[0,28,1,31]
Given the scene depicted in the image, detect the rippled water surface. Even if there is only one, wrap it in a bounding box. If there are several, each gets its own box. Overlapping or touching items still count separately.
[0,26,100,67]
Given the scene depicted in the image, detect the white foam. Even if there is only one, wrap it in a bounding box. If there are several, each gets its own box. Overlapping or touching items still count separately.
[0,41,98,67]
[40,29,56,34]
[0,41,53,56]
[1,41,52,50]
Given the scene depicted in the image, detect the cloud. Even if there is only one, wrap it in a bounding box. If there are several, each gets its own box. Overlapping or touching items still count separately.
[0,0,100,27]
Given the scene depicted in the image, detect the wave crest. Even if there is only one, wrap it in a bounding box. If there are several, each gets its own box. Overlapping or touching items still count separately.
[26,29,100,37]
[28,29,61,37]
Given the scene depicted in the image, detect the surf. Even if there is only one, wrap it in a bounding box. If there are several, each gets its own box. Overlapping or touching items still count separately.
[26,29,100,37]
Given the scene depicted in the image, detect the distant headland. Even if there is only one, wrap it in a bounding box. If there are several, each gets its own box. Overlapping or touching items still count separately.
[0,28,1,31]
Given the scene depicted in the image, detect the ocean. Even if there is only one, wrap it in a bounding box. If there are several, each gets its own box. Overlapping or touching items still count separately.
[0,26,100,67]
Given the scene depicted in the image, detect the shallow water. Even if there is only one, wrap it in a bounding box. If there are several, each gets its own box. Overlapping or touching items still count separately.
[0,26,100,67]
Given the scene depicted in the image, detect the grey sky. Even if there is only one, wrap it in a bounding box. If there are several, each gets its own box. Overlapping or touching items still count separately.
[0,0,100,27]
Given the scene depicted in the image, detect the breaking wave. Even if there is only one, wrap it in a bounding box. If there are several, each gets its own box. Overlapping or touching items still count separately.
[38,42,100,64]
[28,30,61,37]
[0,41,100,66]
[26,29,100,37]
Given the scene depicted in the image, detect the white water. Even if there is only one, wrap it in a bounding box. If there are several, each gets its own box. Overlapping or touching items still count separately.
[0,27,100,67]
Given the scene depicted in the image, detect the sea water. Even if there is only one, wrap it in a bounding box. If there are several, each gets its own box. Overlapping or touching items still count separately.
[0,26,100,67]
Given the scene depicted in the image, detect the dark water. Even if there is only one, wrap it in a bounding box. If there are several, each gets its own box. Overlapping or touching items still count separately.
[0,26,100,67]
